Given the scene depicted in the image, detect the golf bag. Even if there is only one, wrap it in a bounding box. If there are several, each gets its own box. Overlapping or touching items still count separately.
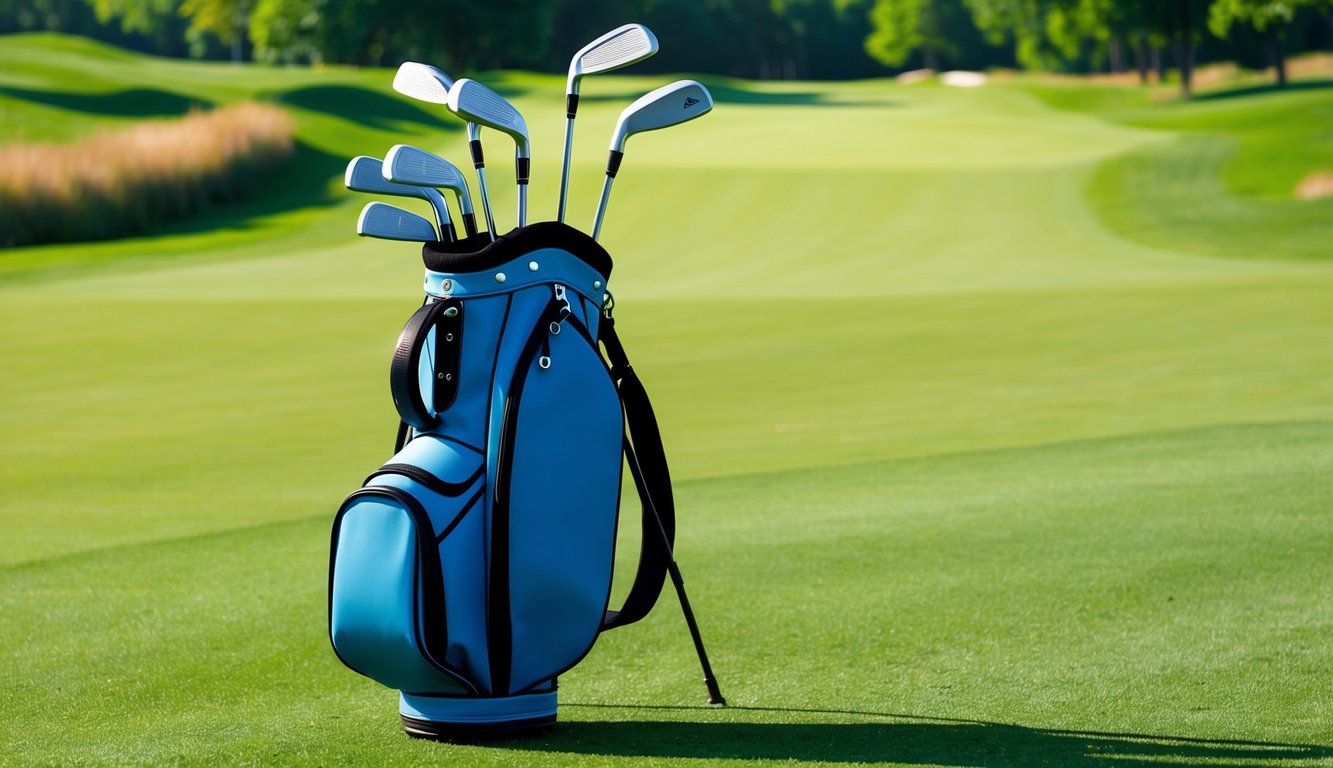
[328,223,699,738]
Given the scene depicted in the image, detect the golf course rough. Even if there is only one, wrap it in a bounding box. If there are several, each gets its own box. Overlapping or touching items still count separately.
[1,33,1331,767]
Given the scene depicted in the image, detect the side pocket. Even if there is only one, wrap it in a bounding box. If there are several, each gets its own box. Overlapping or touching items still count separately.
[329,485,479,696]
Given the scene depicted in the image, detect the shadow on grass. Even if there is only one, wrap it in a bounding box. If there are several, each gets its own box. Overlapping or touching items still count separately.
[1193,79,1333,102]
[276,85,458,131]
[0,85,206,117]
[578,84,893,108]
[148,137,348,238]
[528,705,1333,767]
[705,84,892,107]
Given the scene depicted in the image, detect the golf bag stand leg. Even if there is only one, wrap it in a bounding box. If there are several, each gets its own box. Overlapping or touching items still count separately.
[607,314,725,706]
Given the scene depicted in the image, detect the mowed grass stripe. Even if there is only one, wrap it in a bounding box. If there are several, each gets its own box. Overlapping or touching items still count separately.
[4,277,1332,565]
[1,422,1329,765]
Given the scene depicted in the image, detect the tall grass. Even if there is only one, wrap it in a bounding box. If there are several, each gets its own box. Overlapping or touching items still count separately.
[0,102,295,248]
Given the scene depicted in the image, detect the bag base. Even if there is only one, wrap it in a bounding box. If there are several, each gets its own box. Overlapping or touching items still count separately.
[399,691,557,741]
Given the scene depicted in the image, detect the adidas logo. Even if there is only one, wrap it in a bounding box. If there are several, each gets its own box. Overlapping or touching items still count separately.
[683,97,700,109]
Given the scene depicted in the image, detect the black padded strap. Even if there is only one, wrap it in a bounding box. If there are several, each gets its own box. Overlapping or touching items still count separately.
[390,299,462,431]
[601,318,675,632]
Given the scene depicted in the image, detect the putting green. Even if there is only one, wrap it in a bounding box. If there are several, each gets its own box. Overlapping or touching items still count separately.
[1,34,1330,766]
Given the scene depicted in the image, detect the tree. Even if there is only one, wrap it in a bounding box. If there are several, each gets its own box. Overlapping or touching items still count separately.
[180,0,252,60]
[1209,0,1333,85]
[965,0,1212,96]
[864,0,985,70]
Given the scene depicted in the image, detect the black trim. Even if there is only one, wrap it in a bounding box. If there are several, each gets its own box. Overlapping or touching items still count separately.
[421,222,612,279]
[488,296,573,696]
[480,294,512,694]
[427,433,485,455]
[566,93,579,119]
[434,301,464,412]
[516,157,530,185]
[438,487,485,543]
[402,712,555,741]
[366,464,483,499]
[329,486,478,694]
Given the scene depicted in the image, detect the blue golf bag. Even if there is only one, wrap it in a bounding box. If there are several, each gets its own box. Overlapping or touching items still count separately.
[328,223,718,739]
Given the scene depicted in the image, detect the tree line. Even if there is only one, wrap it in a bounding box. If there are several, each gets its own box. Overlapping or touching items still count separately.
[3,0,1331,92]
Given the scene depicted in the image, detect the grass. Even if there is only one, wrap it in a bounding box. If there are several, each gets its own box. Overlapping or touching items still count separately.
[1,33,1331,767]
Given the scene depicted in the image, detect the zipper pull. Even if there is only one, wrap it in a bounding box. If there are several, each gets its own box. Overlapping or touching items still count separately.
[552,284,572,329]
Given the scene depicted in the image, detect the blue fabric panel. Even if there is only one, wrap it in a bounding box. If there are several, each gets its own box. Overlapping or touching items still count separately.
[400,690,557,725]
[424,250,604,306]
[369,434,491,689]
[439,498,491,690]
[330,497,468,694]
[506,322,624,692]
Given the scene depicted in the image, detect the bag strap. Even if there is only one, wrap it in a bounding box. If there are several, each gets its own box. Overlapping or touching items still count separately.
[600,317,676,632]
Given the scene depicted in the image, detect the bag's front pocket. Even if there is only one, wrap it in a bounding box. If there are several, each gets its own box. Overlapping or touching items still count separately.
[329,436,485,695]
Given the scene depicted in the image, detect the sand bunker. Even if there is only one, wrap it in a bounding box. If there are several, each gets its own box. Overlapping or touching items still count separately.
[1295,170,1333,200]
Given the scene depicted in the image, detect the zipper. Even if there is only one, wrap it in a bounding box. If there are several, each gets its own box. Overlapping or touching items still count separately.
[486,288,576,696]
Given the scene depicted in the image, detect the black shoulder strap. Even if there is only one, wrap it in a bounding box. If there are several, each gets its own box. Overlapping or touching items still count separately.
[600,317,675,632]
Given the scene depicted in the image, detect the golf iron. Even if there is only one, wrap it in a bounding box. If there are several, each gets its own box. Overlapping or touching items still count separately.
[592,80,714,241]
[392,62,499,237]
[382,144,480,239]
[356,201,438,242]
[559,23,659,223]
[447,78,530,230]
[345,156,455,242]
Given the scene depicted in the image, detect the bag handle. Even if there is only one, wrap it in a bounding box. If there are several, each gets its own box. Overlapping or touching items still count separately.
[600,317,675,631]
[389,299,464,432]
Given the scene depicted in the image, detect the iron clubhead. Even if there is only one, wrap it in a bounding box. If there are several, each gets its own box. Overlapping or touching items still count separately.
[382,144,474,216]
[568,24,659,96]
[610,80,713,153]
[392,62,454,104]
[346,155,453,238]
[356,201,438,242]
[447,78,530,158]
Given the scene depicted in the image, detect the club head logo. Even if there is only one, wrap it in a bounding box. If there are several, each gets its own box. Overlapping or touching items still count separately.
[683,96,700,109]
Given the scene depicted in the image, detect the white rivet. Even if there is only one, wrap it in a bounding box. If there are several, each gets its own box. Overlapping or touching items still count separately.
[529,261,539,272]
[593,280,603,290]
[442,279,453,291]
[495,273,507,283]
[443,307,459,317]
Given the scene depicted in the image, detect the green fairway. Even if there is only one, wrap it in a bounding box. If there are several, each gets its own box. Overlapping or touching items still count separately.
[1,34,1331,766]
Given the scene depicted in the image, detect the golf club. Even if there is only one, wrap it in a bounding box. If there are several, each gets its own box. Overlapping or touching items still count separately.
[382,144,480,239]
[345,155,455,242]
[447,78,530,229]
[559,23,659,223]
[591,80,714,241]
[392,62,499,237]
[356,201,439,242]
